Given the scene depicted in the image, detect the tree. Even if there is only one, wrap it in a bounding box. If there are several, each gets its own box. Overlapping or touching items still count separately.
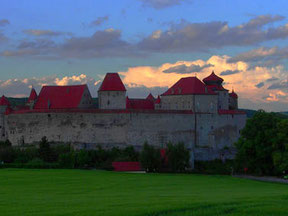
[39,136,53,162]
[236,110,287,175]
[167,142,190,172]
[140,142,161,172]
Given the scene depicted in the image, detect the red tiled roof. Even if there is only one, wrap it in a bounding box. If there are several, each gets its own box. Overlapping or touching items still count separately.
[146,93,155,101]
[155,96,161,104]
[34,85,88,109]
[0,95,10,106]
[98,73,126,91]
[203,71,224,83]
[218,109,245,115]
[162,77,215,96]
[27,88,37,103]
[207,84,228,92]
[229,90,238,99]
[126,97,154,110]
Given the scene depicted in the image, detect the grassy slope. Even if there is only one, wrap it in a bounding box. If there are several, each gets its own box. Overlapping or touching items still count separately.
[0,169,287,216]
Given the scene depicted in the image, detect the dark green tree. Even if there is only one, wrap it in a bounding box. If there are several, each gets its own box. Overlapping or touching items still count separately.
[167,142,190,172]
[39,136,53,162]
[140,142,161,172]
[235,110,280,175]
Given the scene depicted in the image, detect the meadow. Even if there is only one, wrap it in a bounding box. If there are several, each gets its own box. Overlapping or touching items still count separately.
[0,169,287,216]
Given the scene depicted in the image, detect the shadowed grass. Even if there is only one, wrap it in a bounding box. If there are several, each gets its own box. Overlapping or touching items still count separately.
[0,169,287,216]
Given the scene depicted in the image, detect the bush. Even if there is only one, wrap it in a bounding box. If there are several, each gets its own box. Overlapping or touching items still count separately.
[140,142,161,172]
[166,142,190,172]
[195,160,234,175]
[39,136,53,162]
[59,152,75,168]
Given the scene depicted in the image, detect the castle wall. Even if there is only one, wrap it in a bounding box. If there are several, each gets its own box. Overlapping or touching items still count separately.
[98,91,126,109]
[217,91,229,110]
[160,95,218,113]
[4,111,246,161]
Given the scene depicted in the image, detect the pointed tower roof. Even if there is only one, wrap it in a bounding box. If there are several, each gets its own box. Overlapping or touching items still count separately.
[162,77,215,96]
[0,95,10,106]
[229,90,238,99]
[146,93,155,101]
[98,73,126,91]
[27,88,38,103]
[203,71,224,84]
[155,96,161,104]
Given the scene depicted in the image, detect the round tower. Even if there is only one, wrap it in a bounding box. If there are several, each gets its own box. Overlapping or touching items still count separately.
[203,71,229,110]
[98,73,127,109]
[229,90,238,110]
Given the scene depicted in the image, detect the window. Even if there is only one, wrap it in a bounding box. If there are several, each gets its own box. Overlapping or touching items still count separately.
[107,100,110,105]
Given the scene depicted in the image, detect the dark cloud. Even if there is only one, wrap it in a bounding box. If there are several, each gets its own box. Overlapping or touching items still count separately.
[1,29,141,59]
[163,63,213,74]
[268,80,288,90]
[90,16,109,26]
[0,31,8,43]
[220,69,241,76]
[0,19,9,27]
[59,29,140,58]
[138,0,185,9]
[138,15,288,52]
[23,29,69,37]
[255,82,265,88]
[1,39,57,58]
[228,47,288,64]
[266,77,279,82]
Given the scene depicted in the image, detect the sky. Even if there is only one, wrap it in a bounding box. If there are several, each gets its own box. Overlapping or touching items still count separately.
[1,0,288,111]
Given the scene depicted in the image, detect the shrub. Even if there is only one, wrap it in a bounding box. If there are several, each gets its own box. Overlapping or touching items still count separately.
[140,142,161,172]
[194,160,234,175]
[39,136,53,162]
[166,142,190,172]
[59,152,75,168]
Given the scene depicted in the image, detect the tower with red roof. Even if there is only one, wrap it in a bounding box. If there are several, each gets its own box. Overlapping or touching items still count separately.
[26,88,38,109]
[229,89,238,110]
[0,95,10,141]
[98,73,127,109]
[203,71,229,110]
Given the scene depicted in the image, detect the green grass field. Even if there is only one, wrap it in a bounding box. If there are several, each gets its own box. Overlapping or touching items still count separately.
[0,169,288,216]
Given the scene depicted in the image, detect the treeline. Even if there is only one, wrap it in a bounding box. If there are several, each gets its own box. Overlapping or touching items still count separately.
[0,137,191,172]
[234,110,288,176]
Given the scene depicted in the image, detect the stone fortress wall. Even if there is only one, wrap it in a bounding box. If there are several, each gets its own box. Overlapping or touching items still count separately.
[0,71,247,162]
[4,110,245,161]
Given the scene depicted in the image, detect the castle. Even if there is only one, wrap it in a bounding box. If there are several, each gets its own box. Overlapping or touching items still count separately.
[0,71,246,163]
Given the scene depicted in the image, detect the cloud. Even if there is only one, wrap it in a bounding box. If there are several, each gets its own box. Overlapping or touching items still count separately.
[90,16,109,26]
[23,29,69,37]
[220,69,241,76]
[1,29,140,59]
[228,47,288,65]
[266,77,279,82]
[255,82,265,88]
[138,0,185,9]
[263,91,287,102]
[0,19,9,27]
[268,80,288,90]
[0,31,8,43]
[0,74,101,98]
[138,15,288,52]
[163,63,213,74]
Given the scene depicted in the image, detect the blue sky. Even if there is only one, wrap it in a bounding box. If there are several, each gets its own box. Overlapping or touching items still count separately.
[1,0,288,111]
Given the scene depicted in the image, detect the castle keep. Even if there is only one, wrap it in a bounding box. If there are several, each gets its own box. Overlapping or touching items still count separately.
[0,71,246,161]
